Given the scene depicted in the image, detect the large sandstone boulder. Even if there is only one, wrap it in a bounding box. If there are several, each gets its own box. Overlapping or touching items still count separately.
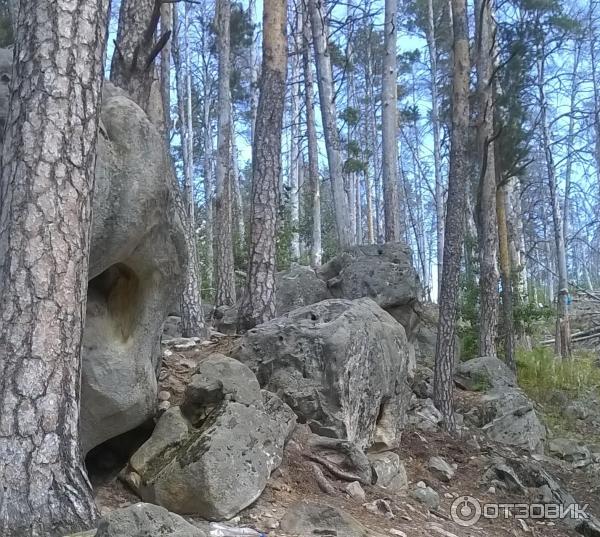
[456,356,518,391]
[0,49,187,454]
[233,298,413,451]
[126,355,294,520]
[276,263,331,315]
[81,84,186,453]
[280,502,371,537]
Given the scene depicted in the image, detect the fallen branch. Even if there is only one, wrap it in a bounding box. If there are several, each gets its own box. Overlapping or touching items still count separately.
[305,452,370,485]
[309,462,336,495]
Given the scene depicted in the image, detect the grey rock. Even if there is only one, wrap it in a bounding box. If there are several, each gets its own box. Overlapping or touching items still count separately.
[369,452,408,491]
[79,84,186,454]
[564,402,591,421]
[261,390,297,445]
[428,456,455,482]
[276,264,331,315]
[456,356,517,391]
[345,481,366,501]
[410,485,440,510]
[182,354,262,423]
[407,398,444,432]
[96,503,205,537]
[478,389,546,454]
[131,401,286,520]
[280,501,369,537]
[549,438,591,465]
[234,298,412,451]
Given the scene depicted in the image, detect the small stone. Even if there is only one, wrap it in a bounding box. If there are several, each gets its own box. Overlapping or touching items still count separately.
[416,481,427,488]
[345,481,366,501]
[157,400,170,413]
[488,485,496,494]
[364,499,395,519]
[389,530,407,537]
[410,485,440,510]
[158,391,171,401]
[427,456,455,482]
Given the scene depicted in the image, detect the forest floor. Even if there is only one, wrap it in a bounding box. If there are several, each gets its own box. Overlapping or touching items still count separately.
[90,336,600,537]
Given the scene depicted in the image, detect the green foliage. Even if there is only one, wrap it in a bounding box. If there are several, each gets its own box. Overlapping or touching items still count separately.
[340,107,360,127]
[513,300,554,336]
[517,347,600,400]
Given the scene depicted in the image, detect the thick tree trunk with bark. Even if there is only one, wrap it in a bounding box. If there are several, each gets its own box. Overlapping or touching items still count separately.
[382,0,400,241]
[475,0,499,359]
[249,0,259,143]
[303,1,322,267]
[215,0,237,307]
[111,0,167,113]
[308,0,352,248]
[0,1,109,534]
[433,0,470,433]
[239,0,287,329]
[289,7,302,261]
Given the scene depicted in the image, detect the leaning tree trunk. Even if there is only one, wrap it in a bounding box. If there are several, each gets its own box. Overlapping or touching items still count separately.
[382,0,401,242]
[303,1,322,267]
[111,0,169,114]
[215,0,237,307]
[0,1,109,534]
[433,0,470,433]
[308,0,352,248]
[172,3,203,336]
[475,0,499,359]
[239,0,288,329]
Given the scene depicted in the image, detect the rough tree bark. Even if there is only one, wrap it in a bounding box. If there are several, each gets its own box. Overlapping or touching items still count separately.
[308,0,352,248]
[239,0,288,329]
[111,0,169,113]
[249,0,259,144]
[475,0,499,359]
[0,0,109,534]
[172,3,203,336]
[215,0,237,307]
[160,1,172,142]
[433,0,470,433]
[303,1,322,267]
[382,0,401,242]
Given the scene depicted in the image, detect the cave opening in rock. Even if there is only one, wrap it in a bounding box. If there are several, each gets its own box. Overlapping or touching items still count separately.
[85,418,155,488]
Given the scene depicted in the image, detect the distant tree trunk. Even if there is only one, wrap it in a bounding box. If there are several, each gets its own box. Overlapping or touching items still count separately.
[308,0,352,248]
[426,0,444,299]
[536,43,571,359]
[303,1,322,267]
[111,0,168,113]
[215,0,237,307]
[475,0,499,359]
[590,2,600,188]
[249,0,259,143]
[174,3,203,336]
[433,0,470,433]
[239,0,288,328]
[160,2,172,141]
[289,7,302,261]
[231,109,246,245]
[0,0,109,534]
[382,0,400,242]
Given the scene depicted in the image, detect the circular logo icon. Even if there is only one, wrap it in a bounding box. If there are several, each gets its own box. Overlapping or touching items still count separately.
[451,496,482,527]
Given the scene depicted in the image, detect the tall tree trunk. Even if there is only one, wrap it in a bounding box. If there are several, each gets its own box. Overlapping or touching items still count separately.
[174,3,203,336]
[475,0,499,359]
[496,183,516,370]
[239,0,288,328]
[433,0,470,433]
[201,58,215,292]
[303,1,322,267]
[111,0,167,113]
[289,7,302,261]
[590,1,600,188]
[308,0,352,248]
[0,0,109,534]
[215,0,237,307]
[231,109,246,245]
[537,44,570,359]
[382,0,400,242]
[249,0,259,144]
[426,0,445,300]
